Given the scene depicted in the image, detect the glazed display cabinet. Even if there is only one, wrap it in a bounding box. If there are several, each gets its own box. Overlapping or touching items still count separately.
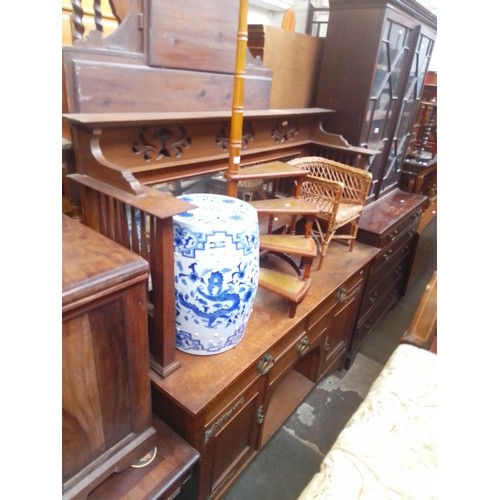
[315,0,437,202]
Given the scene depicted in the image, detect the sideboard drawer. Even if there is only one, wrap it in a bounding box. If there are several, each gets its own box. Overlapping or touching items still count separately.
[260,320,308,387]
[377,208,422,248]
[350,284,400,357]
[358,261,405,319]
[368,222,417,282]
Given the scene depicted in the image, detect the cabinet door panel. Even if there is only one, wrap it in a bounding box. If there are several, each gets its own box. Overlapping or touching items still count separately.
[63,291,149,482]
[320,271,366,377]
[322,286,361,374]
[206,381,263,496]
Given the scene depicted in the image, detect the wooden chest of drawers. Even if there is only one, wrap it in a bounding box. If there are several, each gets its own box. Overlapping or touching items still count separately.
[346,189,428,368]
[62,215,156,499]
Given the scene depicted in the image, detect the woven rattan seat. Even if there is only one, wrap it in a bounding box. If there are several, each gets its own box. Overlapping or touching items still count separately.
[287,156,372,270]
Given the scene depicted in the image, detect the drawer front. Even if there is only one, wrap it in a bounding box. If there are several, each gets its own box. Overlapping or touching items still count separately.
[256,320,308,387]
[352,284,400,355]
[306,299,336,340]
[378,208,422,248]
[368,222,417,281]
[263,268,368,388]
[359,261,405,319]
[331,268,366,315]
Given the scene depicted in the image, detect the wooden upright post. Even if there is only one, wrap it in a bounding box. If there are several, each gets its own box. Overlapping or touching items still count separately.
[225,0,249,198]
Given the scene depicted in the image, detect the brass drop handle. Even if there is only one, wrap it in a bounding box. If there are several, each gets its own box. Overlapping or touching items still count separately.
[297,336,310,357]
[257,352,275,375]
[393,265,403,278]
[364,318,374,331]
[337,286,347,303]
[411,210,422,221]
[324,336,331,352]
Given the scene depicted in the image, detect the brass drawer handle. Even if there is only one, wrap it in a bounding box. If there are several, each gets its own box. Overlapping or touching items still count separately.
[297,336,310,357]
[324,336,331,352]
[389,229,399,241]
[257,352,275,375]
[383,249,393,261]
[337,285,347,303]
[338,284,362,304]
[364,318,374,331]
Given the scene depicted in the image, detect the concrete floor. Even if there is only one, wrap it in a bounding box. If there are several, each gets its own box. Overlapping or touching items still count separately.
[222,215,437,500]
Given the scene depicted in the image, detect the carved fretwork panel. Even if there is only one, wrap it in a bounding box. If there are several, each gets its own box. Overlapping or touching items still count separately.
[271,120,299,143]
[69,112,325,184]
[216,122,255,151]
[132,127,192,161]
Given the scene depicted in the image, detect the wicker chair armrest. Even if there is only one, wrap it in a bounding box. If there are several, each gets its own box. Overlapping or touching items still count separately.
[288,156,372,205]
[305,175,345,194]
[299,176,344,217]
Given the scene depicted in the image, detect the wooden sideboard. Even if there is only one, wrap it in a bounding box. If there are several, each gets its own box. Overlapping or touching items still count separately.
[62,214,156,498]
[150,242,379,500]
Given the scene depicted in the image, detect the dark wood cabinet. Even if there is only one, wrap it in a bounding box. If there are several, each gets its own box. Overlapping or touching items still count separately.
[62,215,156,499]
[346,189,427,368]
[315,0,437,202]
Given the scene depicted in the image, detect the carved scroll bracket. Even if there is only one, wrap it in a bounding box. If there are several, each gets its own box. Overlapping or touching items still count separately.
[87,128,145,195]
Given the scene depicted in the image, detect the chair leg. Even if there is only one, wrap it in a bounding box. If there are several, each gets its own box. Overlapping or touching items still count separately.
[349,219,360,252]
[316,229,332,270]
[316,253,325,271]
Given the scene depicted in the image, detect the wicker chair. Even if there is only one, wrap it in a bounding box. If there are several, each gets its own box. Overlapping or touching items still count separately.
[287,156,372,270]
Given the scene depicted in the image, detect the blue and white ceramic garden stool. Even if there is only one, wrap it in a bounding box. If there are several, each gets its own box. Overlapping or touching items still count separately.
[172,193,260,355]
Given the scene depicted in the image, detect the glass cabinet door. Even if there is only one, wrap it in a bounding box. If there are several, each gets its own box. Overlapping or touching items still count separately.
[363,17,412,199]
[379,27,435,196]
